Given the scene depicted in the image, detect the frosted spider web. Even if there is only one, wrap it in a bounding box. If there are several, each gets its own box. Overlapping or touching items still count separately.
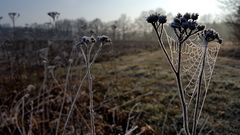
[163,28,221,100]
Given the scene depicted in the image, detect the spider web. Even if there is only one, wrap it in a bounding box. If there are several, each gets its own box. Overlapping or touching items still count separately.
[163,28,221,100]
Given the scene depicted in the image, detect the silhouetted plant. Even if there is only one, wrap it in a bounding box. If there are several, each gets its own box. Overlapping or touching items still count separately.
[147,13,222,135]
[47,11,60,27]
[0,16,3,25]
[8,12,20,28]
[62,35,111,135]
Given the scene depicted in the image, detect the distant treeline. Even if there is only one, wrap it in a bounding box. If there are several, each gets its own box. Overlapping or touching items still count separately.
[0,11,234,41]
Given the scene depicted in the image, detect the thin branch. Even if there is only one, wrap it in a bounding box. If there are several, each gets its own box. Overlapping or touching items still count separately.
[152,24,177,73]
[192,41,208,135]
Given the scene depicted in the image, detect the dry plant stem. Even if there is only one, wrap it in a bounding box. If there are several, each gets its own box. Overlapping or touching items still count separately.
[198,116,209,135]
[28,101,33,135]
[62,72,88,135]
[62,41,100,135]
[125,103,139,133]
[153,24,177,73]
[152,23,190,135]
[39,61,48,135]
[37,61,48,110]
[89,44,103,68]
[87,43,96,135]
[197,44,220,126]
[15,114,24,135]
[56,46,78,134]
[161,94,177,135]
[192,42,208,135]
[86,42,104,135]
[21,97,26,135]
[176,42,190,135]
[55,60,73,135]
[125,126,138,135]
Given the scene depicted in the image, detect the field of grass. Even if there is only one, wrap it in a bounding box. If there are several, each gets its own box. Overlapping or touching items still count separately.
[0,41,239,134]
[91,46,240,134]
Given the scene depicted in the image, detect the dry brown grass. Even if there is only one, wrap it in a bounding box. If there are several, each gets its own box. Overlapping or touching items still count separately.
[0,41,239,134]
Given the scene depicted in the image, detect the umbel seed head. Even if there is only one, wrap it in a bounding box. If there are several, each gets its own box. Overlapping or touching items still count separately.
[146,14,159,24]
[183,13,191,20]
[188,20,197,30]
[47,11,60,21]
[176,13,182,18]
[146,13,167,24]
[80,36,94,45]
[191,13,199,20]
[202,29,222,44]
[170,12,203,32]
[159,15,167,24]
[97,35,111,43]
[197,25,205,31]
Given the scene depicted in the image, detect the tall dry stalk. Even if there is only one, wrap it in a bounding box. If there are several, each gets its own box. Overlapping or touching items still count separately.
[147,13,222,135]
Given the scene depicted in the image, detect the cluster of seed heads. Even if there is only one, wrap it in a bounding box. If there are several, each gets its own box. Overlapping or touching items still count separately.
[97,35,112,43]
[47,11,60,21]
[80,36,96,44]
[201,29,223,44]
[171,13,205,31]
[8,12,20,18]
[146,13,167,24]
[147,12,222,44]
[79,35,111,45]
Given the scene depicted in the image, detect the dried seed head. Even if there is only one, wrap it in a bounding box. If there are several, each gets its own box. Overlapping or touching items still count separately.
[181,21,189,29]
[176,13,182,18]
[69,59,73,63]
[171,21,181,29]
[170,13,204,32]
[97,35,111,44]
[197,25,205,31]
[188,20,197,30]
[47,11,60,21]
[26,84,36,92]
[174,18,181,24]
[191,13,199,20]
[90,36,96,43]
[147,13,167,24]
[146,14,159,24]
[158,15,167,24]
[202,29,222,44]
[8,12,20,18]
[183,13,191,20]
[80,36,93,45]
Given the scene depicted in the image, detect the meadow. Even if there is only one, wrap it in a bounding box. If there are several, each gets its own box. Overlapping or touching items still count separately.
[0,37,239,134]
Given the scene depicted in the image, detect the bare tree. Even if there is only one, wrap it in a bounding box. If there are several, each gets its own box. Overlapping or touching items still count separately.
[74,18,88,36]
[220,0,240,41]
[116,14,131,40]
[135,11,152,39]
[89,18,103,35]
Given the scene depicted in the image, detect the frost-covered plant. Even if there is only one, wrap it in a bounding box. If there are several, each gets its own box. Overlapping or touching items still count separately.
[62,35,111,135]
[147,13,222,135]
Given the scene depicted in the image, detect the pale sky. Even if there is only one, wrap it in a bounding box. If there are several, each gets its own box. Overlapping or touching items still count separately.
[0,0,222,26]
